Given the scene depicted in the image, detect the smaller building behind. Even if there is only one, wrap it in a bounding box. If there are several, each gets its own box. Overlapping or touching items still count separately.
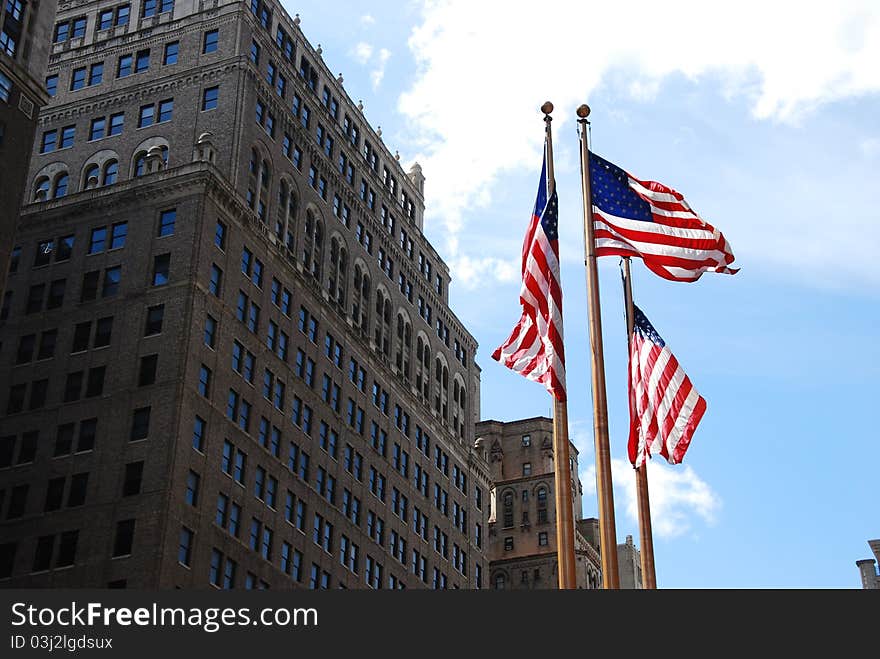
[856,539,880,589]
[477,417,601,590]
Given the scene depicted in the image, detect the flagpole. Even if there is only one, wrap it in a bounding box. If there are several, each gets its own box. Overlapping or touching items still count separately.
[542,101,578,590]
[622,257,658,589]
[576,104,620,589]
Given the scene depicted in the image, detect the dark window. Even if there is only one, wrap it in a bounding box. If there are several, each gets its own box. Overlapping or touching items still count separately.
[47,279,65,309]
[152,254,170,286]
[130,407,151,440]
[67,473,88,507]
[44,477,65,512]
[25,284,44,314]
[63,371,83,402]
[52,424,72,457]
[77,418,97,452]
[94,317,113,347]
[32,535,54,571]
[7,485,28,518]
[85,366,105,397]
[138,354,158,386]
[102,266,121,297]
[0,543,16,578]
[56,531,79,567]
[80,271,99,302]
[112,519,135,556]
[6,384,25,414]
[17,431,38,463]
[72,321,90,352]
[38,330,57,359]
[122,462,143,496]
[28,379,48,409]
[145,304,164,335]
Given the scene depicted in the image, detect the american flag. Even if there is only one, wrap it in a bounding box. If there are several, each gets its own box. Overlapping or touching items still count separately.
[590,151,738,282]
[628,304,706,467]
[492,152,566,401]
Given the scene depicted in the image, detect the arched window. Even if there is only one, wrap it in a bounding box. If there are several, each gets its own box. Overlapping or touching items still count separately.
[494,574,506,590]
[352,262,371,337]
[134,152,147,177]
[327,236,348,310]
[302,210,323,280]
[103,160,118,185]
[395,313,412,381]
[249,148,258,175]
[415,336,431,402]
[52,173,69,198]
[83,164,100,189]
[502,492,514,528]
[34,176,50,201]
[434,357,449,420]
[374,289,391,358]
[453,378,467,439]
[257,160,271,222]
[276,180,289,241]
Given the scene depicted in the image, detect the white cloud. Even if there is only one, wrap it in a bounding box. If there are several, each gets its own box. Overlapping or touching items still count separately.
[861,137,880,158]
[370,48,392,90]
[580,458,720,539]
[352,41,373,65]
[361,14,375,26]
[450,254,518,288]
[398,0,880,284]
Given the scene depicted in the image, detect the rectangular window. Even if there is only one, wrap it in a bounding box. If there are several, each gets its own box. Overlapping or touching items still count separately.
[201,86,218,111]
[90,62,104,86]
[89,117,106,141]
[59,125,75,149]
[138,104,154,128]
[203,29,218,53]
[157,98,173,122]
[46,75,58,97]
[157,208,175,236]
[109,112,124,136]
[135,49,150,73]
[163,42,178,65]
[152,253,170,286]
[70,67,87,91]
[117,54,132,78]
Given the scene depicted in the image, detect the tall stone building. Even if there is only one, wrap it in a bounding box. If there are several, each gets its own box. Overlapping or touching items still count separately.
[856,539,880,589]
[476,417,601,589]
[0,0,58,292]
[0,0,489,590]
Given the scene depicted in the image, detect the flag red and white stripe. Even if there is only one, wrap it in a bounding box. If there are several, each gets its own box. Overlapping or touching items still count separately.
[590,151,738,283]
[628,305,705,467]
[492,152,566,401]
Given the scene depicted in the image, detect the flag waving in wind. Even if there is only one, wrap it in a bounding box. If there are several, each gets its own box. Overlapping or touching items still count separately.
[492,152,566,401]
[590,151,738,282]
[628,304,706,467]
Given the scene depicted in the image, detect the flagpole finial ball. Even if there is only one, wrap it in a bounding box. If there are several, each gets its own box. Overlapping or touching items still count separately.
[541,101,554,115]
[576,104,591,119]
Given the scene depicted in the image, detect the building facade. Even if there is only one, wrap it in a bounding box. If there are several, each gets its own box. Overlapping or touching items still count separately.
[476,417,601,590]
[0,0,58,293]
[856,539,880,589]
[0,0,489,590]
[579,518,644,590]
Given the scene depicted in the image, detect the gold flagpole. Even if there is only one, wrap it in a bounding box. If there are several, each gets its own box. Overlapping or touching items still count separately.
[542,101,578,590]
[621,257,657,589]
[576,104,620,589]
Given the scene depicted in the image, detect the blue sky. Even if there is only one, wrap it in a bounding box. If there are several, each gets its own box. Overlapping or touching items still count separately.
[283,0,880,587]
